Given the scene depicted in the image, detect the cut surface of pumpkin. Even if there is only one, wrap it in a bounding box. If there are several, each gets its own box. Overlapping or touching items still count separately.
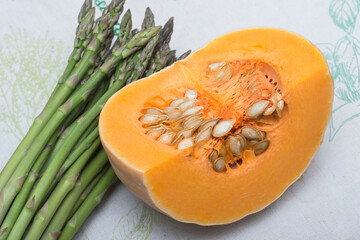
[99,28,333,225]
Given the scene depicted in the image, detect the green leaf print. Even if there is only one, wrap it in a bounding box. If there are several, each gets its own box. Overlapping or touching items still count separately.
[334,35,360,104]
[113,202,155,240]
[329,0,360,34]
[0,27,68,140]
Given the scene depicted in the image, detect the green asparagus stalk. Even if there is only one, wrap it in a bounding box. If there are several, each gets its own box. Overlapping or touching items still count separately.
[53,35,170,239]
[0,0,123,191]
[57,127,99,181]
[24,140,102,240]
[4,27,160,238]
[41,153,109,239]
[58,168,117,240]
[141,7,155,30]
[44,35,160,238]
[68,169,105,219]
[0,131,59,240]
[43,122,99,199]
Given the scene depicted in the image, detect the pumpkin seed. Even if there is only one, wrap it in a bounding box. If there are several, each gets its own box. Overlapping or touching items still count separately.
[247,100,269,119]
[184,89,197,100]
[207,62,226,72]
[213,157,226,172]
[241,126,265,141]
[182,106,203,117]
[263,95,277,116]
[195,125,212,143]
[173,128,195,144]
[177,137,194,150]
[227,136,242,157]
[183,115,203,130]
[276,100,284,117]
[234,134,247,150]
[172,134,184,146]
[209,149,218,163]
[170,98,186,107]
[140,114,168,125]
[198,117,220,132]
[146,127,166,138]
[167,110,183,120]
[179,99,196,110]
[212,119,235,137]
[158,132,176,144]
[144,107,163,115]
[253,140,270,155]
[163,106,180,114]
[214,67,233,82]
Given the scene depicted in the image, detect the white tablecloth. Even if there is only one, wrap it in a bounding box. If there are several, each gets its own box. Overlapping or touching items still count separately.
[0,0,359,239]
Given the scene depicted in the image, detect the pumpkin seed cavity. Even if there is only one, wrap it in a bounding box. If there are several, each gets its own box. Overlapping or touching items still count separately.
[139,60,285,172]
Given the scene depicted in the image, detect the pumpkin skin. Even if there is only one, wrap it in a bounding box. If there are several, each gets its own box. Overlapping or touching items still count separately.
[99,28,333,225]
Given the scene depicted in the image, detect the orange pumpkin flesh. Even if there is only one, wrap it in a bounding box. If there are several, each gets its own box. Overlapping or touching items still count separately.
[99,28,333,225]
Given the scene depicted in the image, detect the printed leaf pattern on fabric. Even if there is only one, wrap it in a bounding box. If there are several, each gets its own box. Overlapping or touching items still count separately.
[319,0,360,141]
[334,35,360,103]
[329,0,360,34]
[112,202,155,240]
[0,27,67,140]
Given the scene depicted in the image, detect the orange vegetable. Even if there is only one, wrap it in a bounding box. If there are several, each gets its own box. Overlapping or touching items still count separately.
[99,28,333,225]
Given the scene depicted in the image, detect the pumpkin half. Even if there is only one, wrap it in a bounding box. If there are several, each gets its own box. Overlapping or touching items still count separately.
[99,28,333,225]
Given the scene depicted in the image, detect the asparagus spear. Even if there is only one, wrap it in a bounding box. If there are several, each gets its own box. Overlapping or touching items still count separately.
[145,43,171,76]
[58,167,117,240]
[41,153,109,239]
[43,123,99,199]
[158,17,174,45]
[4,27,160,238]
[68,170,105,219]
[145,17,174,76]
[46,0,95,103]
[141,7,155,30]
[177,50,192,60]
[166,49,177,65]
[23,140,102,239]
[0,0,123,191]
[0,132,59,240]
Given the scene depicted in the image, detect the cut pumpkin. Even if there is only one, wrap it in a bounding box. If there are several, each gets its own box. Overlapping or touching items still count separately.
[99,28,333,225]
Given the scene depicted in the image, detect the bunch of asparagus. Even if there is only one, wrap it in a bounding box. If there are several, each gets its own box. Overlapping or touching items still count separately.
[0,0,190,239]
